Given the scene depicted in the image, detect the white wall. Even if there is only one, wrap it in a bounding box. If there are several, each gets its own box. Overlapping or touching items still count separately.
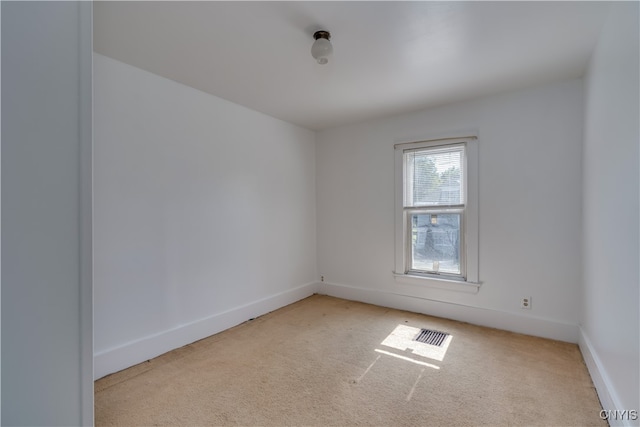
[93,54,317,378]
[580,3,639,423]
[1,2,93,425]
[316,79,584,342]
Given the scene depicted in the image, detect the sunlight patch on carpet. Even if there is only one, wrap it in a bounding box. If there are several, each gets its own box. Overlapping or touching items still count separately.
[380,324,452,362]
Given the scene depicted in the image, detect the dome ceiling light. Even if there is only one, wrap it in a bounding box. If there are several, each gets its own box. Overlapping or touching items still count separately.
[311,30,332,65]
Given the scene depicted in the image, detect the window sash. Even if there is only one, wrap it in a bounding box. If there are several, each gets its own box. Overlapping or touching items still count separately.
[404,208,466,279]
[402,142,466,280]
[403,143,466,209]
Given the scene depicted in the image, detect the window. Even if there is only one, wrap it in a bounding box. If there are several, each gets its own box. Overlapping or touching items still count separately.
[394,136,479,289]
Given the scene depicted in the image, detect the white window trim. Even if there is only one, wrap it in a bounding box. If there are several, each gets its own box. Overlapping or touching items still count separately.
[394,136,480,291]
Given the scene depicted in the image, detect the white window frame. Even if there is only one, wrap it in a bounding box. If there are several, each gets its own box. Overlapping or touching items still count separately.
[394,136,480,292]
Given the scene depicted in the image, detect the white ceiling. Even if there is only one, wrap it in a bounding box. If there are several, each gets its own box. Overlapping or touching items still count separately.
[94,1,612,131]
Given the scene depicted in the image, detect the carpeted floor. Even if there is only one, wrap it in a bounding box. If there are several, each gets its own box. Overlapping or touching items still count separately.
[95,294,605,426]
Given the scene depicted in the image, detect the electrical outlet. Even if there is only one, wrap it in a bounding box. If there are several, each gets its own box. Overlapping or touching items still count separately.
[320,275,324,282]
[521,296,532,309]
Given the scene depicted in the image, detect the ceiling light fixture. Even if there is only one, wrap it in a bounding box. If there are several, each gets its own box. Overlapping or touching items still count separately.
[311,30,332,65]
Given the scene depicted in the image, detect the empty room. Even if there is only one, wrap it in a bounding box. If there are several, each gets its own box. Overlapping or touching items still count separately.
[2,1,638,426]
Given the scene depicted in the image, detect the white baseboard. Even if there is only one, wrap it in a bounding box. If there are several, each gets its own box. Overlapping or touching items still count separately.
[94,282,319,380]
[319,281,578,343]
[579,327,636,427]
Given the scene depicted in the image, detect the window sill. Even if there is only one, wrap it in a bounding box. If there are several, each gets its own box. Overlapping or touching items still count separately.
[393,272,481,294]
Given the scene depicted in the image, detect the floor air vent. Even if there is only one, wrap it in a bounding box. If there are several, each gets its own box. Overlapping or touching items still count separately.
[414,329,449,347]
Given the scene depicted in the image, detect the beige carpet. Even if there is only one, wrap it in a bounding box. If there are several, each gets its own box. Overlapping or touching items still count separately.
[95,295,605,426]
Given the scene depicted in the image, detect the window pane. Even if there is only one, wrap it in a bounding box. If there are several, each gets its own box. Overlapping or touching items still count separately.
[405,146,464,207]
[410,213,461,275]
